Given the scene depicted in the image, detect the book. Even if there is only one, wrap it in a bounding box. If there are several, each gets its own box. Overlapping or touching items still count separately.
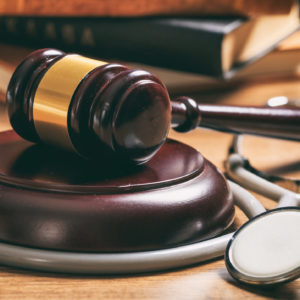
[1,29,300,97]
[132,30,300,93]
[0,0,295,17]
[0,4,299,78]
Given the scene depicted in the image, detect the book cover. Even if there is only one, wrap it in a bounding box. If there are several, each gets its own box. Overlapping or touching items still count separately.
[0,5,299,78]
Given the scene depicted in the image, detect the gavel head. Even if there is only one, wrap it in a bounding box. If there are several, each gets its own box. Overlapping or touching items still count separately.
[6,49,171,164]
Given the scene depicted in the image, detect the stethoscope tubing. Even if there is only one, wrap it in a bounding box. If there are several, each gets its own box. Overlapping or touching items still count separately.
[227,136,300,206]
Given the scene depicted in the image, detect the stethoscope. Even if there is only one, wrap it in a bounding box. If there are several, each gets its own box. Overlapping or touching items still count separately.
[225,134,300,285]
[0,99,298,287]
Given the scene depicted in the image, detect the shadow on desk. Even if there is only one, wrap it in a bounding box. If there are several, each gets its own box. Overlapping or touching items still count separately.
[219,268,299,299]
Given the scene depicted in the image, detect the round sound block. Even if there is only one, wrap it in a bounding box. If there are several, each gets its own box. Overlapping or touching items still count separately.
[0,130,234,252]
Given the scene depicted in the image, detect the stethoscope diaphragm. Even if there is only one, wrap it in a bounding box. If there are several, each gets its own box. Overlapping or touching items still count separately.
[225,207,300,286]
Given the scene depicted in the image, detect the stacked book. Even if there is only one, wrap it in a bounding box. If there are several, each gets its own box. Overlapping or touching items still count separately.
[0,0,299,94]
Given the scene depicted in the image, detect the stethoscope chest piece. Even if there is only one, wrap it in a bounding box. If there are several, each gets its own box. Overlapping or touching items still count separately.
[225,207,300,286]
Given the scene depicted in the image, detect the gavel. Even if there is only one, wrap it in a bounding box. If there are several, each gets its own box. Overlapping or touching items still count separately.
[6,49,300,164]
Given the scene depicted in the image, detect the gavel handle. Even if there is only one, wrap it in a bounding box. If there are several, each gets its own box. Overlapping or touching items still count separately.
[171,97,300,141]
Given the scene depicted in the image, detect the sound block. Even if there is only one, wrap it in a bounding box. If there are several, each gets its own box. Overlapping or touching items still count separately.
[0,131,234,252]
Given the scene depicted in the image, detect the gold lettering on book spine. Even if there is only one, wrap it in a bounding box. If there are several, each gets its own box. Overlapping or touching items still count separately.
[33,54,106,152]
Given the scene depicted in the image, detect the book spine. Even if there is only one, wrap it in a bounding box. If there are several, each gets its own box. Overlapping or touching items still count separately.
[0,0,295,17]
[0,17,226,77]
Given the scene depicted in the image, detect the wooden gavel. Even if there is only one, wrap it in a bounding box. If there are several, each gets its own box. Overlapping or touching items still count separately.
[6,49,300,164]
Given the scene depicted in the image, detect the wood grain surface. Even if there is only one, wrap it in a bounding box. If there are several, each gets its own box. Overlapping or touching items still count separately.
[0,0,295,17]
[0,74,299,299]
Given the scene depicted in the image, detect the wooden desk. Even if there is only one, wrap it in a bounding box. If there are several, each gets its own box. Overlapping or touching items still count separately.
[0,77,299,299]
